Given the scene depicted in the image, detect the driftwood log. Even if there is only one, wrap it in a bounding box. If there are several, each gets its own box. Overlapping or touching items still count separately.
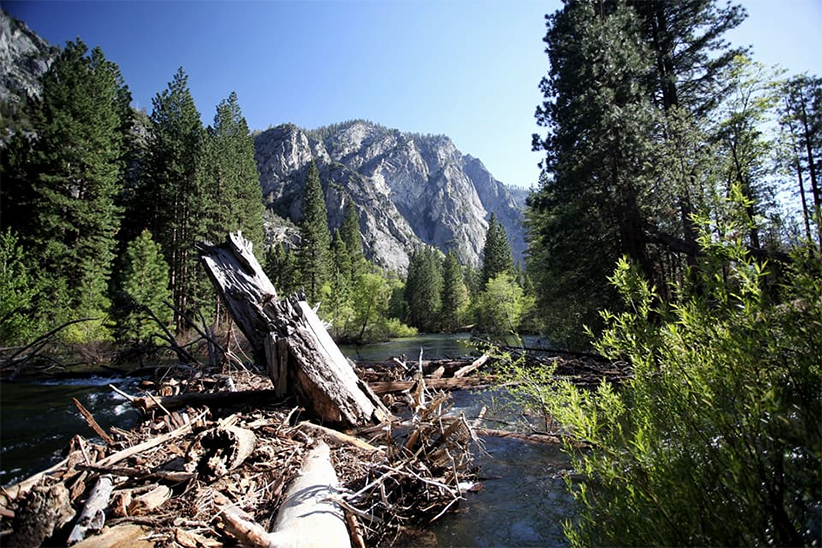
[199,232,389,428]
[218,441,350,548]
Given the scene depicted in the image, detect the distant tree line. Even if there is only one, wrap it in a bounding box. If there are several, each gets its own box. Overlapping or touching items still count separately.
[264,161,536,343]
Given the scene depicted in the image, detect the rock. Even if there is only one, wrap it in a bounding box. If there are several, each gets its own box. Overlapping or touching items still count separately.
[254,120,529,272]
[0,11,57,140]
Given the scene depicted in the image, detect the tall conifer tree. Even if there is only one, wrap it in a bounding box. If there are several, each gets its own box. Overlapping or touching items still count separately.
[140,68,209,331]
[404,247,443,332]
[204,92,265,248]
[297,161,331,304]
[480,213,515,286]
[441,251,468,332]
[530,0,658,347]
[7,41,132,334]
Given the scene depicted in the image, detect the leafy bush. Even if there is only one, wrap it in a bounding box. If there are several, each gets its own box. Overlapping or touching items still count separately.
[511,215,821,546]
[0,229,41,345]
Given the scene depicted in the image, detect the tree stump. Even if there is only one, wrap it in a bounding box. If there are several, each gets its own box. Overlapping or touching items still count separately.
[198,232,389,428]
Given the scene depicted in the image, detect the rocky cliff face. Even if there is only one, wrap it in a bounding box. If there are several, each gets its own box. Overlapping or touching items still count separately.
[0,11,56,139]
[255,120,527,272]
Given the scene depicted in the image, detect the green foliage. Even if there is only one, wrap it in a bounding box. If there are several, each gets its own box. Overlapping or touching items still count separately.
[340,201,367,277]
[529,0,657,348]
[0,230,41,345]
[325,231,355,338]
[403,247,443,332]
[516,210,821,546]
[264,243,300,296]
[480,213,514,286]
[297,161,331,304]
[440,251,469,332]
[203,91,265,249]
[472,273,525,335]
[139,67,210,331]
[778,74,822,247]
[1,41,132,341]
[114,230,172,344]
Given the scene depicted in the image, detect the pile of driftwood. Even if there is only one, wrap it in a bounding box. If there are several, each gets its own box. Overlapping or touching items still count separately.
[0,364,480,547]
[0,233,486,547]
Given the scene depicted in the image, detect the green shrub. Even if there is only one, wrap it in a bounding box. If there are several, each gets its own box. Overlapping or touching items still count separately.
[511,215,821,546]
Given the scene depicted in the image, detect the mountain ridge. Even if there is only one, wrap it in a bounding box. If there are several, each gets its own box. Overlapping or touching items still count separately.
[254,119,527,272]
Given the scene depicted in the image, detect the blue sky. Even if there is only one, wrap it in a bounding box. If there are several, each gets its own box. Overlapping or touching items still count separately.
[5,0,821,189]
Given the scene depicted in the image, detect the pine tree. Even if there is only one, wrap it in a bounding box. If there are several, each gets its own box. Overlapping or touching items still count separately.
[264,242,300,296]
[779,75,822,248]
[0,229,40,345]
[530,0,658,347]
[480,213,515,286]
[629,0,748,273]
[297,161,331,304]
[115,229,172,343]
[340,200,366,277]
[5,41,132,337]
[404,247,443,332]
[326,230,354,337]
[441,250,468,332]
[139,68,209,331]
[204,92,265,248]
[714,56,782,251]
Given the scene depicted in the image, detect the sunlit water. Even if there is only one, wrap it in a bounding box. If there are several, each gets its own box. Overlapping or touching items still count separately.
[0,334,575,546]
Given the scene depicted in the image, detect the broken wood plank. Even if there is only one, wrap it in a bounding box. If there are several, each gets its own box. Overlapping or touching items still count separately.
[95,411,205,468]
[297,421,381,453]
[72,524,154,548]
[127,484,171,516]
[368,376,494,395]
[73,398,115,446]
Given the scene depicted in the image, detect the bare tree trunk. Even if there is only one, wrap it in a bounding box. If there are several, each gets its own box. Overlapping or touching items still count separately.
[198,232,389,428]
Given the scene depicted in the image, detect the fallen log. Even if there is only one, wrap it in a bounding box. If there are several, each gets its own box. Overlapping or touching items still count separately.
[186,424,256,480]
[199,232,389,428]
[368,375,494,395]
[474,428,562,445]
[218,441,350,548]
[453,354,490,378]
[67,475,115,545]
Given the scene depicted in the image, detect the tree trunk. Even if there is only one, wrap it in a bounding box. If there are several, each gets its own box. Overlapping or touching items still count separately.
[198,232,389,428]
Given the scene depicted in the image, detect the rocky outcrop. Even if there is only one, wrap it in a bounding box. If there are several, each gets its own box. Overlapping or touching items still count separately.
[0,11,56,139]
[254,120,528,272]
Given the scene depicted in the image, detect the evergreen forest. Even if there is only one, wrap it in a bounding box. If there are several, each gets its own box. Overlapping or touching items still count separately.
[0,0,820,545]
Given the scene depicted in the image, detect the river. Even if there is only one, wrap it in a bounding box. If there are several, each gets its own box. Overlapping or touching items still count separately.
[0,334,575,547]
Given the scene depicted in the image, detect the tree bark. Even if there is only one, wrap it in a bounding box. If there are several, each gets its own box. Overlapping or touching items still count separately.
[199,232,390,429]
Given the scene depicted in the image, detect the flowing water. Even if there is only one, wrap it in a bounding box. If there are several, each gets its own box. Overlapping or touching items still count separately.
[0,334,576,546]
[0,376,142,486]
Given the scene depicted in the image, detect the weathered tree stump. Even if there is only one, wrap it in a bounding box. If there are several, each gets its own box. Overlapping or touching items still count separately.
[198,232,389,428]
